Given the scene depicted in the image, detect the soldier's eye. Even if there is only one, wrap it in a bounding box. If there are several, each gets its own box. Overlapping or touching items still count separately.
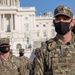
[63,17,70,20]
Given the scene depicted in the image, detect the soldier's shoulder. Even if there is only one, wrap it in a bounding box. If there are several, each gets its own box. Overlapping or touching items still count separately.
[45,38,58,51]
[41,38,55,46]
[10,54,17,59]
[45,38,55,43]
[10,54,20,63]
[40,38,57,51]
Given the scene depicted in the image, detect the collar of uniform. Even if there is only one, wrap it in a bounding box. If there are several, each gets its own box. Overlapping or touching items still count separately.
[55,32,75,45]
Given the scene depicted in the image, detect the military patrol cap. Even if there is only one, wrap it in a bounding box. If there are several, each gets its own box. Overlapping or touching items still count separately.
[19,49,24,53]
[0,38,9,45]
[54,5,73,18]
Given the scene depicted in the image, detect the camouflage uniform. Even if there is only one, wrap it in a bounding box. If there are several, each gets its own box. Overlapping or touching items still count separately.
[18,49,32,75]
[33,6,75,75]
[0,54,25,75]
[33,33,75,75]
[0,38,26,75]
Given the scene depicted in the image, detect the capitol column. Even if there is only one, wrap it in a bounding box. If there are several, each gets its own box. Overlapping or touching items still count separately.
[4,0,5,5]
[7,0,9,5]
[11,0,12,6]
[17,0,20,7]
[7,0,10,6]
[3,0,5,5]
[14,0,15,6]
[5,0,7,5]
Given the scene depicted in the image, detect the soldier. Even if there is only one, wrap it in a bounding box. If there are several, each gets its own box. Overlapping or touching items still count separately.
[33,5,75,75]
[18,48,32,75]
[0,38,26,75]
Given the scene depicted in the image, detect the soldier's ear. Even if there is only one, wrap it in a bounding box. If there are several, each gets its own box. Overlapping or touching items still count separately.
[71,19,75,26]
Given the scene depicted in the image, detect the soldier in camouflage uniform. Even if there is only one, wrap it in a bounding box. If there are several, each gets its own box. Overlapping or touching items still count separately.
[33,5,75,75]
[18,48,32,75]
[0,38,26,75]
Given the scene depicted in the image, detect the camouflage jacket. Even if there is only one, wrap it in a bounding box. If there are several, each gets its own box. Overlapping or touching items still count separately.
[33,33,75,75]
[0,54,26,75]
[18,56,32,75]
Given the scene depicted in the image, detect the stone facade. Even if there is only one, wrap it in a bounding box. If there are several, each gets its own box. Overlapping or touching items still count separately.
[0,0,56,60]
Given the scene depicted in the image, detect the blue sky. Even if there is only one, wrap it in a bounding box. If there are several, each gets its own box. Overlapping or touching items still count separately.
[20,0,75,16]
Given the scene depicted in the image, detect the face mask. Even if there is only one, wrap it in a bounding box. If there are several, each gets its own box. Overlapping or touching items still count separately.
[0,46,10,53]
[54,21,71,35]
[19,52,24,56]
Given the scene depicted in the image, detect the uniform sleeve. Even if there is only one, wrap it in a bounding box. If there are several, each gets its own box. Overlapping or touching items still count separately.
[33,39,56,75]
[33,57,44,75]
[33,43,47,75]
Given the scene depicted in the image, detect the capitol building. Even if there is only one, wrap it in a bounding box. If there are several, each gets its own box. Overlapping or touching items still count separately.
[0,0,56,59]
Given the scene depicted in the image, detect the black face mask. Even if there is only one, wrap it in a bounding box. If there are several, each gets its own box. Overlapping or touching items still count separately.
[0,46,10,53]
[54,21,71,35]
[19,52,24,56]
